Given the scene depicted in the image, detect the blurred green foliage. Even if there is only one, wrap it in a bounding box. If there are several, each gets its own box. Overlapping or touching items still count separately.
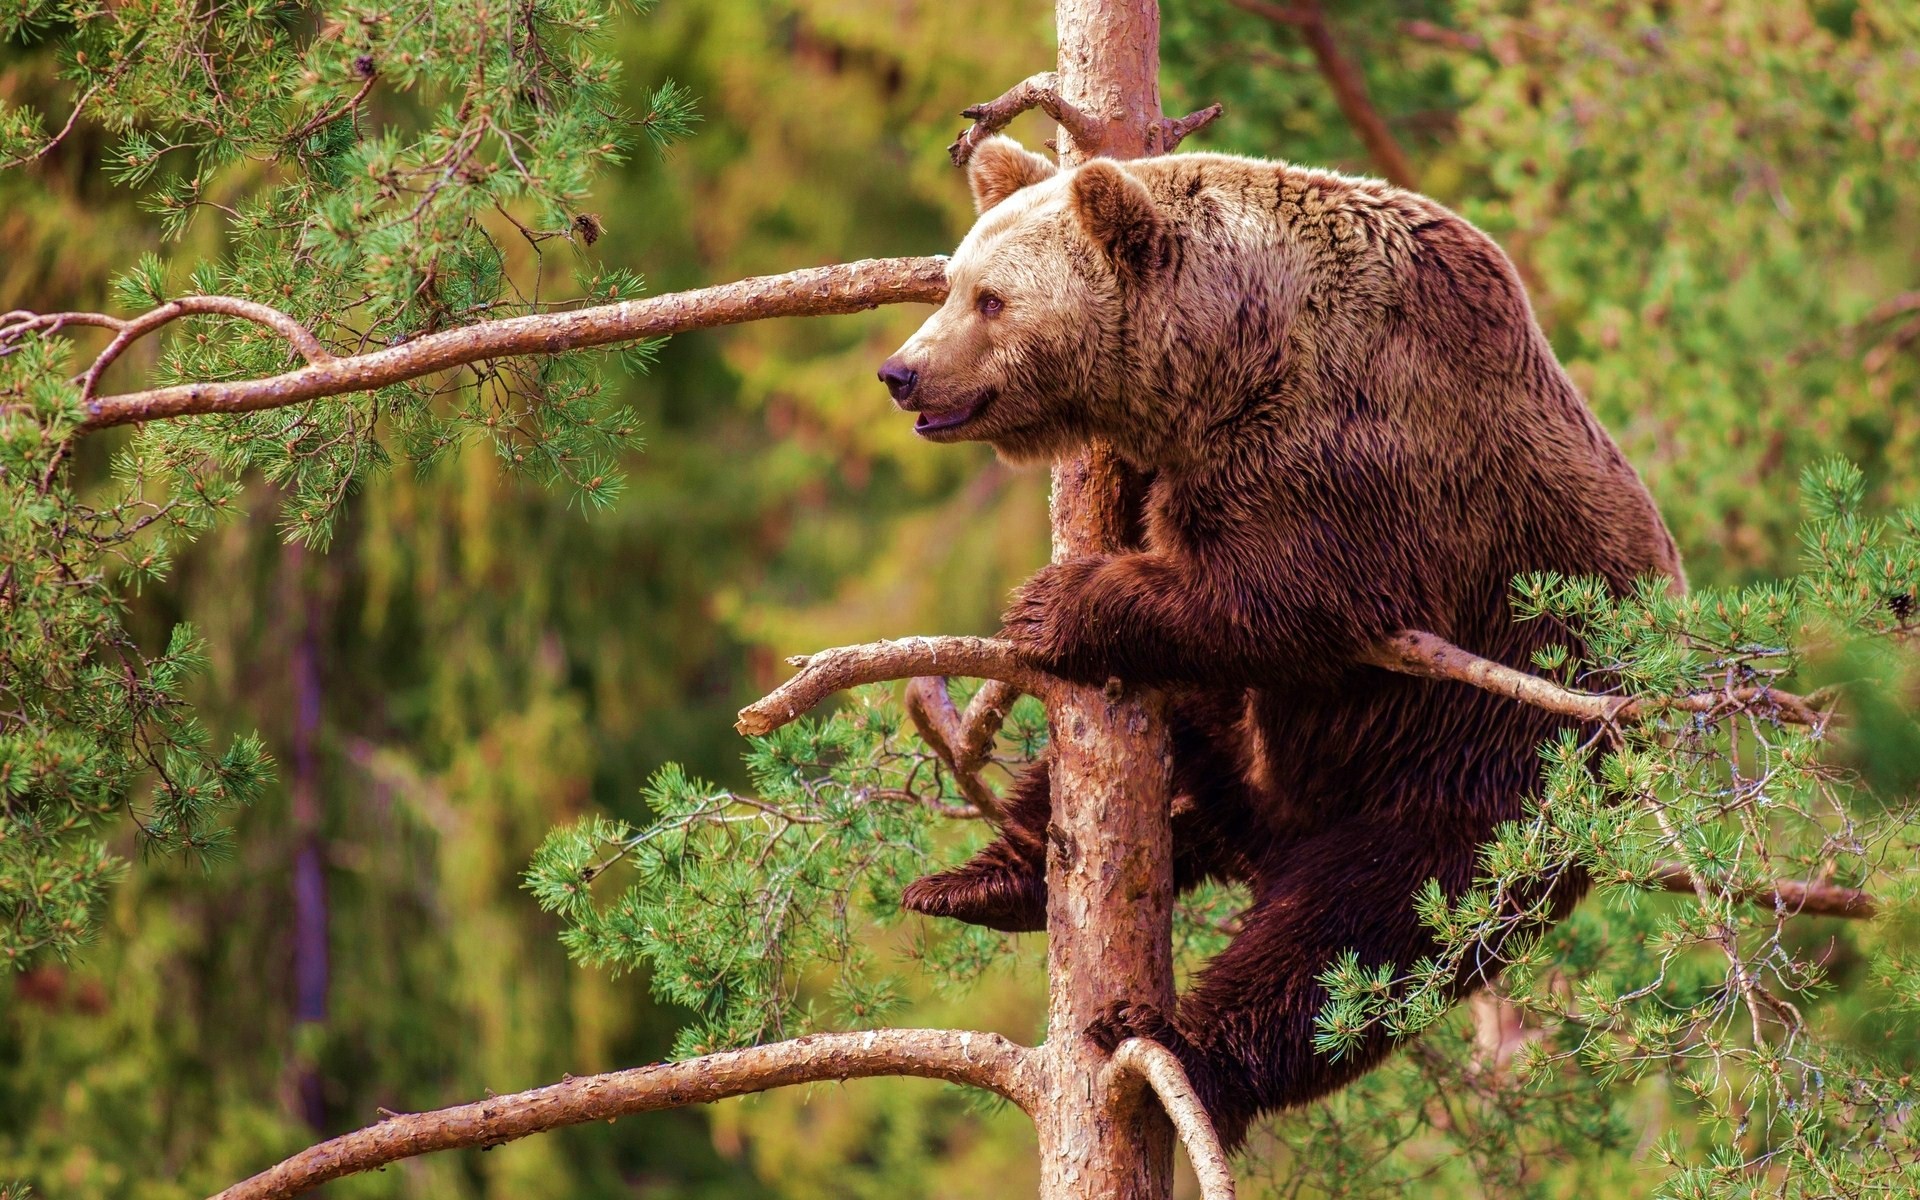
[3,0,1919,1197]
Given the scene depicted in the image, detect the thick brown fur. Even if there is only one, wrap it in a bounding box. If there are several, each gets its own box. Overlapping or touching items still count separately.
[882,137,1682,1150]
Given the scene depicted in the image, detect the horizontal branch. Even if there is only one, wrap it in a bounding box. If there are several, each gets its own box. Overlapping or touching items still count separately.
[212,1028,1037,1200]
[1107,1039,1237,1200]
[737,636,1055,737]
[42,256,948,429]
[1365,630,1831,729]
[1650,862,1876,920]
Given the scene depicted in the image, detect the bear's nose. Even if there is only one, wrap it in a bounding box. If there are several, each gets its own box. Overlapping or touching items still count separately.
[878,358,919,404]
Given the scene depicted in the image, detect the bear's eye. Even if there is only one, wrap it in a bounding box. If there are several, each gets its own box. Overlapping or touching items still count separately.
[975,291,1005,319]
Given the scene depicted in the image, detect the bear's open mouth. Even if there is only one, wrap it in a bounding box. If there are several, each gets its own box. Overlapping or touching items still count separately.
[913,390,992,436]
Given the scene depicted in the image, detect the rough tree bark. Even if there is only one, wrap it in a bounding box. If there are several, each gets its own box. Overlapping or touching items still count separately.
[1032,5,1181,1198]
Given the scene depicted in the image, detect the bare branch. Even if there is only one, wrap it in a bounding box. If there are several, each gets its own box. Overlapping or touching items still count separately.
[737,636,1054,737]
[905,676,1009,820]
[948,72,1106,167]
[1650,862,1876,920]
[1148,103,1225,154]
[1364,630,1832,729]
[211,1029,1038,1200]
[22,257,947,429]
[1106,1039,1236,1200]
[1228,0,1420,190]
[959,678,1022,763]
[1400,18,1485,52]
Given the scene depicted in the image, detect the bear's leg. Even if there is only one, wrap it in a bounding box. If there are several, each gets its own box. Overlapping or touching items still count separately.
[1088,813,1562,1150]
[901,754,1053,933]
[903,694,1260,933]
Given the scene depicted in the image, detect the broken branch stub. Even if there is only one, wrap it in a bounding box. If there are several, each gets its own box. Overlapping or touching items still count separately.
[948,71,1106,166]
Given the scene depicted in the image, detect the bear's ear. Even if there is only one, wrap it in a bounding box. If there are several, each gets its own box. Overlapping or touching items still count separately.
[1070,160,1165,276]
[967,136,1059,213]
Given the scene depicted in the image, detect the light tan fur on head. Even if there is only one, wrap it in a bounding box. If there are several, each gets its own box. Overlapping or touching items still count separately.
[967,135,1058,213]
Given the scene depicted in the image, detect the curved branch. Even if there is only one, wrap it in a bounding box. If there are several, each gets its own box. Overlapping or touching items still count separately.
[1365,630,1831,729]
[1106,1039,1236,1200]
[42,256,947,428]
[738,636,1054,737]
[948,72,1106,166]
[81,297,333,399]
[212,1029,1038,1200]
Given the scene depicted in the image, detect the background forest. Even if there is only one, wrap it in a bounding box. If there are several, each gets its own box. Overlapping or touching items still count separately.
[4,1,1919,1197]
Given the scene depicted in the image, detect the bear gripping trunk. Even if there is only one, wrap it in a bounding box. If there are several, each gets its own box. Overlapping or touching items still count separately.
[1037,5,1182,1199]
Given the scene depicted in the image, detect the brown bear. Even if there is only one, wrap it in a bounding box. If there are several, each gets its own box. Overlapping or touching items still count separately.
[878,136,1681,1149]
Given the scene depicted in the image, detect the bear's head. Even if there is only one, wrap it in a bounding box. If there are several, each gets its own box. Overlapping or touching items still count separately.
[878,136,1169,464]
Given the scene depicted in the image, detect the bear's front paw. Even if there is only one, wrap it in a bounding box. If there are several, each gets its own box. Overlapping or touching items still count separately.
[1086,999,1189,1056]
[1000,557,1109,680]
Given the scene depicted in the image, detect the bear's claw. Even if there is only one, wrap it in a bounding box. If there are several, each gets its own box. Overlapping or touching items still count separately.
[1086,999,1187,1054]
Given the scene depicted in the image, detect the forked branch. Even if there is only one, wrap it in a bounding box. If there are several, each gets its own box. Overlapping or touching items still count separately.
[737,637,1055,736]
[211,1029,1037,1200]
[2,257,949,430]
[2,296,334,401]
[1106,1039,1236,1200]
[948,72,1221,165]
[904,676,1022,821]
[948,72,1107,166]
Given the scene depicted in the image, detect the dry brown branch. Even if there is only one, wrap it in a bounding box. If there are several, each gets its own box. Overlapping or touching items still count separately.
[1107,1039,1237,1200]
[18,257,948,429]
[904,676,1013,821]
[1400,18,1485,52]
[1364,630,1831,729]
[1650,862,1877,920]
[211,1029,1038,1200]
[1149,103,1226,154]
[737,637,1053,737]
[947,72,1107,166]
[1228,0,1420,190]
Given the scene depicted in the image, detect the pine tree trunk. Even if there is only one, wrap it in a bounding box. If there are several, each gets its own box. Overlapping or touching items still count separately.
[1034,5,1179,1197]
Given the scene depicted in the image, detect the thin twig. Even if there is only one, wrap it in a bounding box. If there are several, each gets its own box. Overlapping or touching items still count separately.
[1,41,146,171]
[43,257,947,428]
[1106,1039,1236,1200]
[210,1029,1038,1200]
[737,637,1054,737]
[948,72,1106,166]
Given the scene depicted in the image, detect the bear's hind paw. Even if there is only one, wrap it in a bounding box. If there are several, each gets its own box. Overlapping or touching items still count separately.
[902,861,1046,933]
